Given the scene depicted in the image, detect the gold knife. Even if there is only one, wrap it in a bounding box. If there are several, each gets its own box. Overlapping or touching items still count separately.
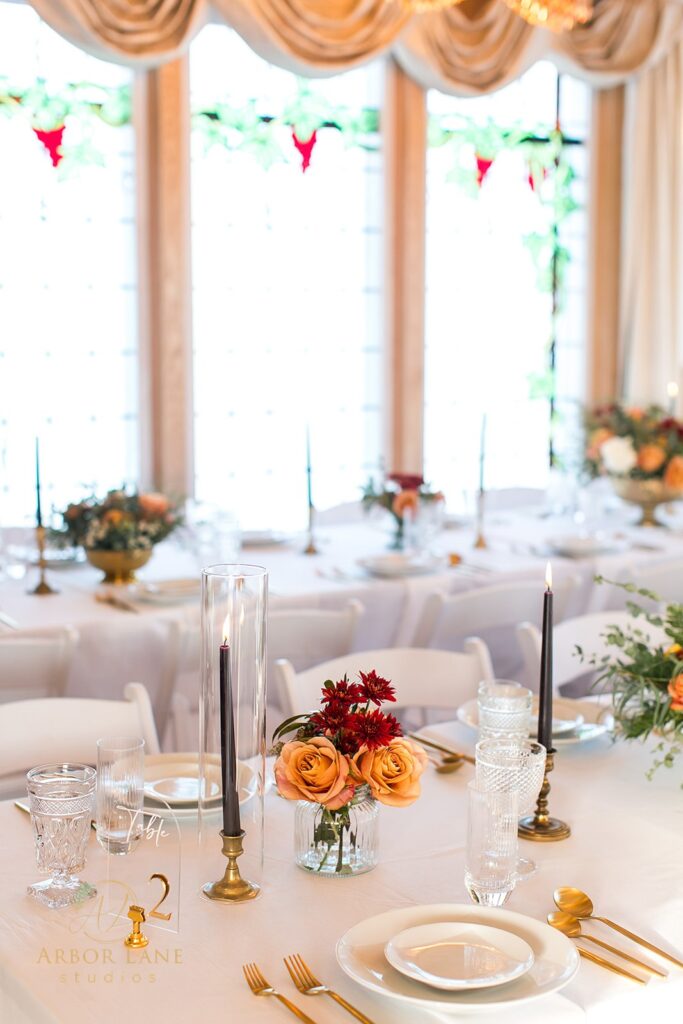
[407,733,475,765]
[578,945,648,984]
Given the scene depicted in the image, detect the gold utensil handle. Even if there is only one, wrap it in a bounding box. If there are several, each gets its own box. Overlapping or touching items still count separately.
[578,946,647,983]
[327,990,376,1024]
[274,994,320,1024]
[585,935,667,977]
[597,917,683,969]
[407,733,475,764]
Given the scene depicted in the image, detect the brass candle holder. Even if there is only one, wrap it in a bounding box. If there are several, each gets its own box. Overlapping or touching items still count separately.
[518,750,570,842]
[29,525,58,596]
[303,504,319,555]
[473,490,487,550]
[202,830,260,903]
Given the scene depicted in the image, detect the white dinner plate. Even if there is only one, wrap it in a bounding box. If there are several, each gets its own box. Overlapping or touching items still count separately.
[546,533,629,558]
[143,753,257,810]
[127,578,200,604]
[241,530,290,548]
[358,553,441,579]
[385,922,535,991]
[337,903,578,1015]
[455,698,611,747]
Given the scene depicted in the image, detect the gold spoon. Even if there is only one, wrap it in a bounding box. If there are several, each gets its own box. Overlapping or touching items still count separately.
[547,912,667,977]
[554,888,683,969]
[427,755,464,775]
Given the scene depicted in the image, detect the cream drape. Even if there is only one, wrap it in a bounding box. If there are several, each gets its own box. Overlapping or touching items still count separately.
[28,0,683,87]
[619,38,683,403]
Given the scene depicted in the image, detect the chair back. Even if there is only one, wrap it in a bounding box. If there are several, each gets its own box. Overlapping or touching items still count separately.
[629,560,683,605]
[0,682,159,799]
[273,641,494,718]
[0,626,78,702]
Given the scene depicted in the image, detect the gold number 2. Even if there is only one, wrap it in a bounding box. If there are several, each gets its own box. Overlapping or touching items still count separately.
[148,873,172,921]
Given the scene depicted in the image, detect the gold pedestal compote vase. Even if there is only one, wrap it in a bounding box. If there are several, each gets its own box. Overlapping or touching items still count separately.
[610,478,683,528]
[85,548,152,584]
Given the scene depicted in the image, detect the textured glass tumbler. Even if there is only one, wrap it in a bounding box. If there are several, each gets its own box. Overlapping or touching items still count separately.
[27,763,97,909]
[96,737,145,855]
[477,681,532,742]
[294,786,379,878]
[464,783,518,907]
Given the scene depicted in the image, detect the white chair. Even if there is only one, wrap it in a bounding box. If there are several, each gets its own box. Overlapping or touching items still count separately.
[629,560,683,605]
[273,641,494,719]
[0,682,159,800]
[315,502,364,525]
[516,610,669,695]
[168,600,364,750]
[0,626,78,702]
[485,488,546,512]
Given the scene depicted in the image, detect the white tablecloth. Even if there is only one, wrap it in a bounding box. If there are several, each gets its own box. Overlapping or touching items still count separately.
[1,722,681,1024]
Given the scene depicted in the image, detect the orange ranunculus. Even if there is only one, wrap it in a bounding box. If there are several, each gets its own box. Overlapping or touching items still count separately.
[138,492,170,517]
[352,737,428,808]
[104,509,124,525]
[627,407,644,421]
[664,455,683,490]
[586,427,613,461]
[274,737,355,809]
[392,490,419,519]
[636,444,666,473]
[668,674,683,712]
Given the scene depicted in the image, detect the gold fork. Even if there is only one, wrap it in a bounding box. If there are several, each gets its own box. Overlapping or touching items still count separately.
[284,953,376,1024]
[243,963,319,1023]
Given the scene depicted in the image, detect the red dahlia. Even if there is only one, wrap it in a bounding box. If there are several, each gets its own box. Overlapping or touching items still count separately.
[309,697,350,733]
[347,709,402,750]
[359,670,396,706]
[389,472,424,491]
[321,676,364,705]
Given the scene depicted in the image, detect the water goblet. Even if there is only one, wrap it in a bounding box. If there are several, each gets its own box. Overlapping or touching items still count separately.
[27,763,97,909]
[96,736,145,855]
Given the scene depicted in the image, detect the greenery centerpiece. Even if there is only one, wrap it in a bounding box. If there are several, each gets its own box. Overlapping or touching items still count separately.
[362,473,444,549]
[272,671,427,875]
[55,488,182,583]
[584,403,683,525]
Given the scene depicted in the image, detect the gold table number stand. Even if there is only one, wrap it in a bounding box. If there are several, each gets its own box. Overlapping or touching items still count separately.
[124,905,149,949]
[29,526,58,595]
[518,750,571,842]
[202,830,260,903]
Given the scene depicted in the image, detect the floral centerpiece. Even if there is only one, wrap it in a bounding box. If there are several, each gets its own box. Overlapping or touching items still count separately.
[272,670,427,876]
[362,473,444,549]
[55,488,181,583]
[584,403,683,524]
[588,578,683,779]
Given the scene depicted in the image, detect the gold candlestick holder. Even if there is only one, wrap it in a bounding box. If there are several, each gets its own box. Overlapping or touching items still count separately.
[473,490,487,550]
[29,525,58,596]
[518,750,570,842]
[202,830,260,903]
[303,504,318,555]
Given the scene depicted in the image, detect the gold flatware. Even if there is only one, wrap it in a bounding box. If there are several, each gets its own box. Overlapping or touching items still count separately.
[554,888,683,969]
[243,963,319,1023]
[95,591,139,614]
[407,733,475,765]
[577,945,648,983]
[547,912,667,977]
[283,953,375,1024]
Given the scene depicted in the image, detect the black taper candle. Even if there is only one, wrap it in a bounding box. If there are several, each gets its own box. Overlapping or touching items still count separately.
[35,438,43,528]
[219,639,241,836]
[537,562,553,751]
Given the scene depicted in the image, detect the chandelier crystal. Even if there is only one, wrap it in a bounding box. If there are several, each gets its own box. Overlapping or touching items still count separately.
[503,0,594,31]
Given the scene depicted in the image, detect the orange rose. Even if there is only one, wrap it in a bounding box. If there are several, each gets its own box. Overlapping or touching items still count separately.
[636,444,666,473]
[274,737,355,810]
[664,455,683,490]
[668,674,683,712]
[139,492,170,516]
[392,490,419,519]
[352,737,428,808]
[586,428,613,461]
[104,509,124,525]
[627,407,644,421]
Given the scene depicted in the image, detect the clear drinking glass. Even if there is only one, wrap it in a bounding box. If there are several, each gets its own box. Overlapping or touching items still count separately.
[464,782,518,907]
[477,681,533,742]
[475,738,546,880]
[96,737,145,855]
[27,763,97,908]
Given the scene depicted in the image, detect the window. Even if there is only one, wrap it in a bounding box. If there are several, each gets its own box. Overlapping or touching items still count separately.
[423,63,590,505]
[0,1,137,524]
[190,26,384,529]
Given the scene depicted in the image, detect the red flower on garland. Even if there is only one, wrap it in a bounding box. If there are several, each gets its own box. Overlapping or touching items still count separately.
[359,670,396,707]
[389,473,424,491]
[292,129,318,173]
[33,125,65,168]
[347,709,401,750]
[321,676,364,706]
[475,155,493,188]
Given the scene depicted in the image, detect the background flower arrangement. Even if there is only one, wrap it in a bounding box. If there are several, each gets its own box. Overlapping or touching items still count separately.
[55,489,181,552]
[584,403,683,486]
[273,670,427,874]
[362,473,444,549]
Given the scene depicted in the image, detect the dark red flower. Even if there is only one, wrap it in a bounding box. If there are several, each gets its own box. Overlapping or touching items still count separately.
[347,710,402,750]
[358,670,396,706]
[388,472,424,491]
[309,697,350,734]
[321,676,364,706]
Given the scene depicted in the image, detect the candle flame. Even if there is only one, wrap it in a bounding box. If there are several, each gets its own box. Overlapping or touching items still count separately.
[222,613,230,645]
[667,380,679,399]
[545,561,553,591]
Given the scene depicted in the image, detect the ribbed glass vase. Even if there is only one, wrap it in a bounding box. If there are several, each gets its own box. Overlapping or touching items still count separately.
[294,785,379,877]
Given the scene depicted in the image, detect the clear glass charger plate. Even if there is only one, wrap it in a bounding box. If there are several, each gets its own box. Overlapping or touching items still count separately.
[336,903,579,1015]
